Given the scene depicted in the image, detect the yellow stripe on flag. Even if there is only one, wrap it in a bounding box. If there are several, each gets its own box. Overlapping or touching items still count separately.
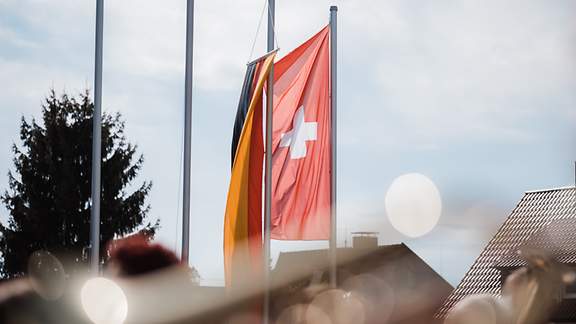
[224,53,275,287]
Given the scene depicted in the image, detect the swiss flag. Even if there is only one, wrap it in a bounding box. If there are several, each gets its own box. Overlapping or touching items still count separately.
[271,26,331,240]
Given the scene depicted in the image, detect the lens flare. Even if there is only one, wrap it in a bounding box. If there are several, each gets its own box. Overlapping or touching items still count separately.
[342,274,394,323]
[27,250,66,300]
[309,289,365,324]
[385,173,442,237]
[304,303,332,324]
[277,304,308,324]
[445,294,505,324]
[81,277,128,324]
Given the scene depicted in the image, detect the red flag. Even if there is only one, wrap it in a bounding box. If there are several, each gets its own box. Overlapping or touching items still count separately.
[271,26,331,240]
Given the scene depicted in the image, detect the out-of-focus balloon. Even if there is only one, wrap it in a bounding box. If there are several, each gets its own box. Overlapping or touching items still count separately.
[81,277,127,324]
[444,294,510,324]
[277,304,308,324]
[304,304,332,324]
[309,289,365,324]
[342,274,394,323]
[27,250,66,300]
[385,173,442,238]
[562,270,576,285]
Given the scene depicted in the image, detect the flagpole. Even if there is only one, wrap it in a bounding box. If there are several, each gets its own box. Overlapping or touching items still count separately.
[90,0,104,275]
[329,5,338,289]
[264,0,275,322]
[182,0,194,263]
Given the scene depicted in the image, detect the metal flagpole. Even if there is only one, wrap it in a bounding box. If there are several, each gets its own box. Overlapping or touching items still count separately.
[182,0,195,263]
[329,5,338,289]
[90,0,104,275]
[264,0,275,322]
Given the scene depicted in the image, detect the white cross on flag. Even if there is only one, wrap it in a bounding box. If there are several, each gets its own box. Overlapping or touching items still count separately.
[271,26,331,240]
[279,105,317,160]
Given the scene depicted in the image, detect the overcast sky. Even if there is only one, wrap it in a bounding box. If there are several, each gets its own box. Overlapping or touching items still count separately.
[1,0,575,286]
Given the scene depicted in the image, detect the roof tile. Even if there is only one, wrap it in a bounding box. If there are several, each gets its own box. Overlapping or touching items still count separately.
[435,187,576,319]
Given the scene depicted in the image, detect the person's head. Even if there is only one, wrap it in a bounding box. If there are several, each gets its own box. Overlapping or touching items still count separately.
[107,234,180,277]
[104,235,200,324]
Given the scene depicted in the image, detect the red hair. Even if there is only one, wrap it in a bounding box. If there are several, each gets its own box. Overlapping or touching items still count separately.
[107,234,180,277]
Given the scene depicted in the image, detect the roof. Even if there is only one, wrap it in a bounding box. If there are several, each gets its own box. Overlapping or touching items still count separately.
[436,186,576,319]
[496,217,576,268]
[274,243,453,323]
[273,244,407,282]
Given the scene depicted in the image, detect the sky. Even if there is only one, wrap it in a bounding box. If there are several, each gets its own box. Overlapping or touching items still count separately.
[0,0,575,286]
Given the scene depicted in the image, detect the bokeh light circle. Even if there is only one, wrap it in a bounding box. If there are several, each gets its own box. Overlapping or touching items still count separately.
[309,289,365,324]
[342,274,395,323]
[445,294,504,324]
[276,304,309,324]
[27,250,66,300]
[81,277,128,324]
[304,303,332,324]
[385,173,442,237]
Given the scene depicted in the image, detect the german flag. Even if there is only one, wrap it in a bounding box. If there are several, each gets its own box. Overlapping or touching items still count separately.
[224,52,275,287]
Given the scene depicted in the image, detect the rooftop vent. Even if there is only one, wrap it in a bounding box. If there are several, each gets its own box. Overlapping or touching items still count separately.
[351,231,379,249]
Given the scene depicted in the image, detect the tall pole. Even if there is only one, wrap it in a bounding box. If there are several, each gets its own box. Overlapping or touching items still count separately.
[264,0,275,322]
[182,0,195,263]
[329,5,338,289]
[90,0,104,274]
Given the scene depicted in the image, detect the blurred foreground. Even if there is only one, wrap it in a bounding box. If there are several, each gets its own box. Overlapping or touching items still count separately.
[0,187,574,324]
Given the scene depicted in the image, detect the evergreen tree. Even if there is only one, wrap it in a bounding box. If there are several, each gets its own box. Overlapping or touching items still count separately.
[0,91,157,277]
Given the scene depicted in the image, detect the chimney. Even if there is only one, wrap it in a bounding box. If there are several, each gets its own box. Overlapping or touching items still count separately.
[351,232,379,249]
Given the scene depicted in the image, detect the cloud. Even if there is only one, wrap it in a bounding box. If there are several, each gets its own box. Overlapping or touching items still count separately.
[0,25,37,48]
[330,0,576,150]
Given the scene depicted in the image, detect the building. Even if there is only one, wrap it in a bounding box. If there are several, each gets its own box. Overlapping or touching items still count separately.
[137,234,452,323]
[272,233,453,324]
[436,186,576,322]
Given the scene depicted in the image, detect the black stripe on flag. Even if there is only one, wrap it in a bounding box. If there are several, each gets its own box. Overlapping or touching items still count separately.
[231,62,258,168]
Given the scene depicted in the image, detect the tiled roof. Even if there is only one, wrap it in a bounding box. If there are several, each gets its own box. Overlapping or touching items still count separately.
[496,217,576,268]
[435,187,576,319]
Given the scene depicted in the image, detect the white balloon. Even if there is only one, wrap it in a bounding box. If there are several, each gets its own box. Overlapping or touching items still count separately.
[385,173,442,237]
[81,277,128,324]
[445,294,511,324]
